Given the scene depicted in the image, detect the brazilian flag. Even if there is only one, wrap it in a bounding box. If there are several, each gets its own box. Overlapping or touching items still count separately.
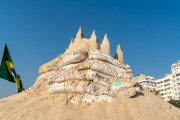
[0,44,24,93]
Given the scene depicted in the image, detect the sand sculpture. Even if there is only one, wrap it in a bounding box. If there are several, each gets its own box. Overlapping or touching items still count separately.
[114,44,124,63]
[100,34,110,55]
[38,27,139,103]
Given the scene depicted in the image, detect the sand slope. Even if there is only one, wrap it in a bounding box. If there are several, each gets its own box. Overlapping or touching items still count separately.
[0,82,180,120]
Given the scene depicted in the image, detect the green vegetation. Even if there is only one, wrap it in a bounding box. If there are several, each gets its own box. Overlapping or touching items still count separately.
[168,98,180,108]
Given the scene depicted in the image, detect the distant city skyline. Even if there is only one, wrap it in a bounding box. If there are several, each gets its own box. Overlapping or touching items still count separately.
[0,0,180,98]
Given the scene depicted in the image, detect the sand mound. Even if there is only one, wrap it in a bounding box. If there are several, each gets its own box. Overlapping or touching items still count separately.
[0,85,180,120]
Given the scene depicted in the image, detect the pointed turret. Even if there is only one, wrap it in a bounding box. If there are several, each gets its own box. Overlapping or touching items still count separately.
[68,38,74,48]
[75,26,84,39]
[114,44,124,63]
[90,30,98,43]
[100,34,110,55]
[90,30,99,50]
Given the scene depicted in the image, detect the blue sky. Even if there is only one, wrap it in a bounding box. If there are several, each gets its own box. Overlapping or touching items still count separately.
[0,0,180,98]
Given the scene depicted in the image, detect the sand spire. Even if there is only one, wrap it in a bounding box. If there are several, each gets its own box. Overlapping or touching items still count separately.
[90,30,98,43]
[75,26,84,40]
[68,38,74,48]
[100,34,110,55]
[114,44,124,63]
[90,30,99,50]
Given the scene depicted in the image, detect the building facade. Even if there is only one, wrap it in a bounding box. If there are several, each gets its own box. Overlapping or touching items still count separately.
[156,61,180,101]
[156,74,173,101]
[135,74,156,90]
[171,61,180,100]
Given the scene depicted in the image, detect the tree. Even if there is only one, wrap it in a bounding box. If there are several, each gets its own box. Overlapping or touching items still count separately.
[168,98,180,108]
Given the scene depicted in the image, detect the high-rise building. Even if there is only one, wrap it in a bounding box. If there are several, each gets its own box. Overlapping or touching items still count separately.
[156,61,180,101]
[171,61,180,100]
[135,74,156,90]
[156,74,173,101]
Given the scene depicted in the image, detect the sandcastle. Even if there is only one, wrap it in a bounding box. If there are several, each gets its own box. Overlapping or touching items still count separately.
[36,27,140,103]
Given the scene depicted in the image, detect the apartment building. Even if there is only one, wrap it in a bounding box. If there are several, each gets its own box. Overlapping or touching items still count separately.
[156,74,173,101]
[156,61,180,101]
[171,61,180,100]
[135,74,156,90]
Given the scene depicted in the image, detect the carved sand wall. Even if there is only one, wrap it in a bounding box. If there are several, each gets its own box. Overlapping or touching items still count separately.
[38,27,139,103]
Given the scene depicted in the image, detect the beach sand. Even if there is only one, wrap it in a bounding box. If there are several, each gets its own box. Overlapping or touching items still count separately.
[0,81,180,120]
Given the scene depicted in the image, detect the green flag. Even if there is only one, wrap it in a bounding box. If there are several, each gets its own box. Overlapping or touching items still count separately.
[0,44,24,93]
